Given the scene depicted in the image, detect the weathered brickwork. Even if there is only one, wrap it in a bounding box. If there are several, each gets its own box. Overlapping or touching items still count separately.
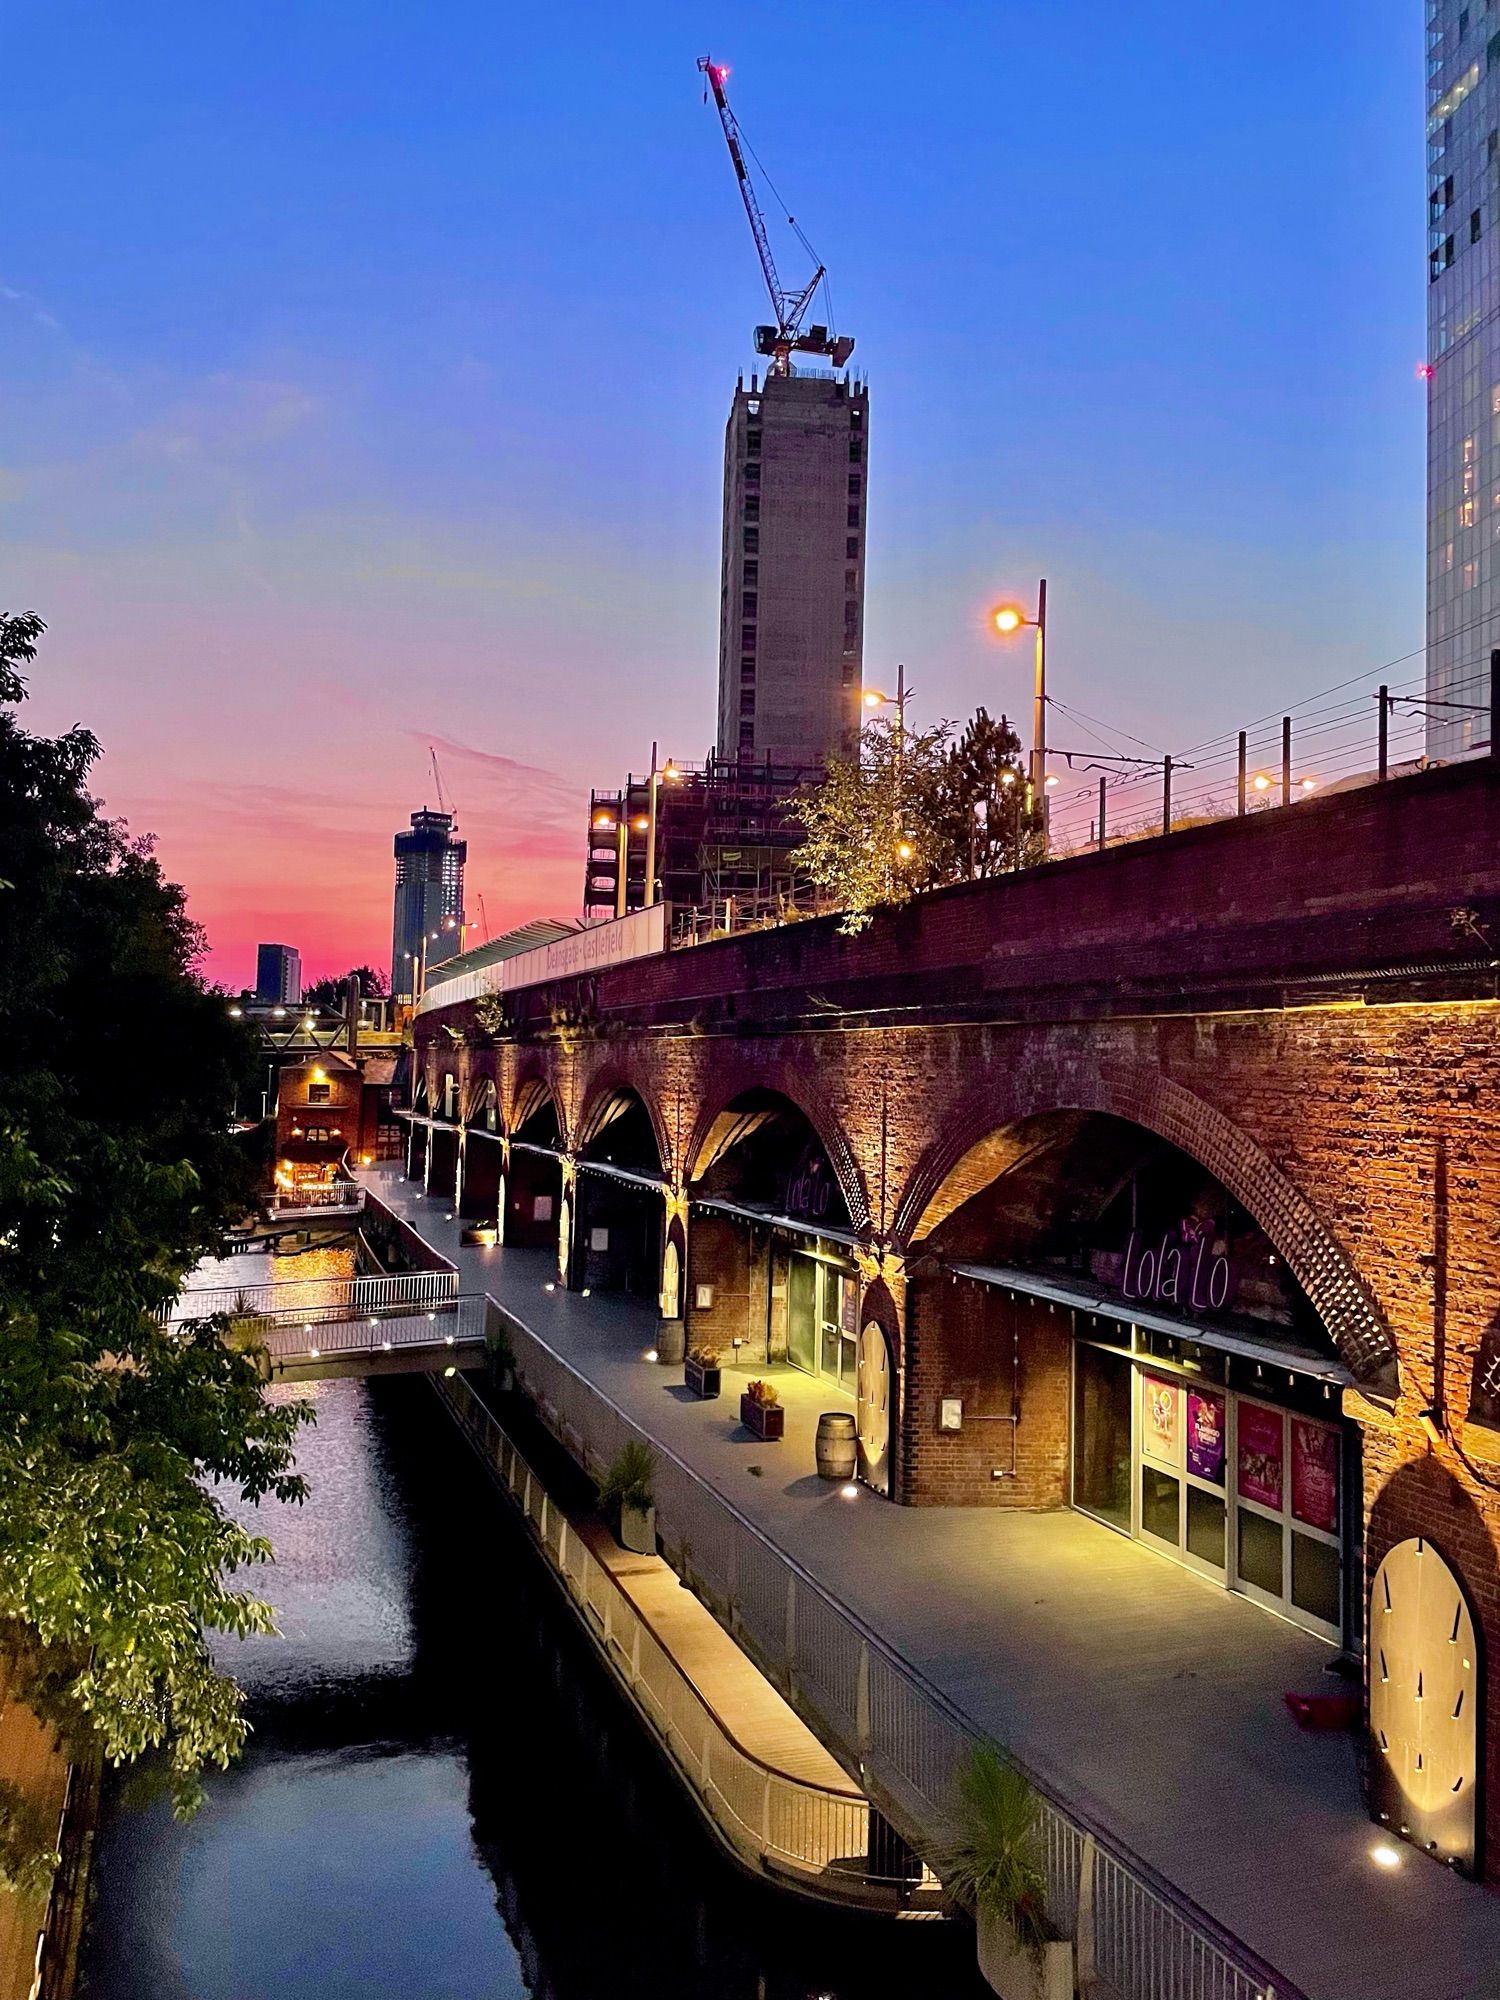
[406,760,1500,1872]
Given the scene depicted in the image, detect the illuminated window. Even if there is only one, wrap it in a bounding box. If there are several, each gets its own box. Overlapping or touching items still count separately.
[1464,559,1478,588]
[308,1083,331,1104]
[1461,498,1476,525]
[1463,434,1476,463]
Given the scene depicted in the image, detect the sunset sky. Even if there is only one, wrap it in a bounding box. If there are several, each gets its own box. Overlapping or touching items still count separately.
[4,0,1422,987]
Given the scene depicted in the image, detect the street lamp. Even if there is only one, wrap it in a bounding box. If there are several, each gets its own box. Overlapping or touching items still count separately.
[990,579,1050,848]
[864,664,912,845]
[644,743,684,909]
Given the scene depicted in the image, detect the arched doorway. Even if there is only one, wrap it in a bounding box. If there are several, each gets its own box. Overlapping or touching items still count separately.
[688,1091,874,1459]
[406,1076,430,1183]
[427,1070,460,1207]
[1369,1538,1479,1873]
[909,1110,1354,1640]
[506,1086,564,1253]
[460,1079,502,1222]
[575,1090,665,1301]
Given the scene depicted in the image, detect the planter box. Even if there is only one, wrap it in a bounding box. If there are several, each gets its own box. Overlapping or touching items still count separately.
[740,1394,785,1441]
[684,1358,722,1400]
[619,1500,656,1555]
[975,1911,1073,2000]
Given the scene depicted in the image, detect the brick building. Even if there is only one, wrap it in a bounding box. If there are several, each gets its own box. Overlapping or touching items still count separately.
[407,756,1500,1880]
[272,1050,402,1197]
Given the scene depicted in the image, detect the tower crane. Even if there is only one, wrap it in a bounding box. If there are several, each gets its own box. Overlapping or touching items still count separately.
[698,58,854,377]
[429,745,457,826]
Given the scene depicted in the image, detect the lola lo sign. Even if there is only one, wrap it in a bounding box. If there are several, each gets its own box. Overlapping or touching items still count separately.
[1120,1221,1235,1314]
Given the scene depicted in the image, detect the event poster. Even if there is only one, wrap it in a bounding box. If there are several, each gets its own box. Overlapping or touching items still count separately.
[1186,1388,1226,1485]
[1237,1401,1284,1509]
[1291,1419,1340,1534]
[1142,1375,1180,1464]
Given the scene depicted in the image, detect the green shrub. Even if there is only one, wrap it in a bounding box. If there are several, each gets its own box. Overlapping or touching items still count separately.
[937,1746,1048,1955]
[599,1439,655,1513]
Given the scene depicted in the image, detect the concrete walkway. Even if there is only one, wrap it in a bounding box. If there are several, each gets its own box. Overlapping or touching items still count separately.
[364,1167,1500,2000]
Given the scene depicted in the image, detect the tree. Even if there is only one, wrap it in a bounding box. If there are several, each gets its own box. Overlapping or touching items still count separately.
[0,613,311,1883]
[301,964,386,1010]
[930,708,1045,881]
[792,713,955,932]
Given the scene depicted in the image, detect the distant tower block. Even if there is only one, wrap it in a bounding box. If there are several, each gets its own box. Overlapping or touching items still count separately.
[717,370,867,769]
[391,810,466,1000]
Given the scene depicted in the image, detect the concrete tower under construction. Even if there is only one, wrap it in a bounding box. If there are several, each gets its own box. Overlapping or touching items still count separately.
[716,369,867,768]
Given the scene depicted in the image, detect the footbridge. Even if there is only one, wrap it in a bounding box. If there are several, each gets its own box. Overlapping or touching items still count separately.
[168,1269,488,1381]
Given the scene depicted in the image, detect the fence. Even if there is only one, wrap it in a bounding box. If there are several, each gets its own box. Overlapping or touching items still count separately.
[165,1269,457,1323]
[1043,657,1496,860]
[432,1369,931,1910]
[477,1289,1298,2000]
[271,1184,365,1212]
[250,1292,488,1366]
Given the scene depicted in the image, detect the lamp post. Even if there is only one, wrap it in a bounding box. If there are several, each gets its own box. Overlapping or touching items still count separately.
[864,663,912,859]
[644,743,683,908]
[990,580,1049,851]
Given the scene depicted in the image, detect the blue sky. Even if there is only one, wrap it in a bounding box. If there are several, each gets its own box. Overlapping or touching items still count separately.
[1,0,1424,977]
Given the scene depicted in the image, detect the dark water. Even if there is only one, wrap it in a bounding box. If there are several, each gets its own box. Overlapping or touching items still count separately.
[79,1372,985,2000]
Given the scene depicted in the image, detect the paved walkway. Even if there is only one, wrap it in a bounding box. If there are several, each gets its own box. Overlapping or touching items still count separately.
[365,1168,1500,2000]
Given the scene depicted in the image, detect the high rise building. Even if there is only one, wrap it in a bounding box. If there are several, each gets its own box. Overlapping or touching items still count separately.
[255,942,302,1005]
[1426,5,1499,758]
[391,809,466,1000]
[717,369,868,767]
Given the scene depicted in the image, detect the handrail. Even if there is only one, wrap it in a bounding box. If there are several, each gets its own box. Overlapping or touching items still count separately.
[432,1369,934,1909]
[363,1189,1296,1997]
[166,1269,458,1321]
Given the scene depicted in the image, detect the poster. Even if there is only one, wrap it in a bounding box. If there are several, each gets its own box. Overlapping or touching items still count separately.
[1236,1401,1284,1510]
[1291,1419,1340,1534]
[1186,1388,1226,1485]
[840,1274,859,1335]
[1142,1375,1180,1464]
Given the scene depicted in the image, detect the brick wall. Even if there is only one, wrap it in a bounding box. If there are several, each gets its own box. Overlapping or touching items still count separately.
[904,1280,1071,1507]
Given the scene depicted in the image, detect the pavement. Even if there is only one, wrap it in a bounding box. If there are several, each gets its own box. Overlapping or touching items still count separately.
[362,1165,1500,2000]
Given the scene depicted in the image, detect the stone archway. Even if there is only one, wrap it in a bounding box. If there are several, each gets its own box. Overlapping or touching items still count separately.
[895,1062,1397,1394]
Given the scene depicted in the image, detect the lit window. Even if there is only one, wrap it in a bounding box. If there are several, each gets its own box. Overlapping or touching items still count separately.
[1463,434,1476,463]
[1464,559,1478,588]
[308,1083,331,1104]
[1461,498,1476,525]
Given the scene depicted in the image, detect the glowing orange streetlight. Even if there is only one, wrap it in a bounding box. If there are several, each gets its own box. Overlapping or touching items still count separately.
[989,580,1050,848]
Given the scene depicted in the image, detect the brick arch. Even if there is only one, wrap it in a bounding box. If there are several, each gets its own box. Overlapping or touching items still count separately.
[463,1073,499,1126]
[894,1061,1398,1392]
[508,1064,567,1147]
[686,1059,872,1234]
[575,1065,671,1175]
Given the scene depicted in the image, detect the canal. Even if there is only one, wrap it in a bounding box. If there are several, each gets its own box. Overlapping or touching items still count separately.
[80,1250,986,2000]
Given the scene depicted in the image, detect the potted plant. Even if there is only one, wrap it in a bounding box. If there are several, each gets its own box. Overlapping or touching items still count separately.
[599,1439,657,1554]
[936,1748,1073,2000]
[739,1378,784,1441]
[491,1323,516,1395]
[684,1342,722,1400]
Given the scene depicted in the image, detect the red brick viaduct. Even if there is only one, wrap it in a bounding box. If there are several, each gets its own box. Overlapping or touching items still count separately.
[409,759,1500,1872]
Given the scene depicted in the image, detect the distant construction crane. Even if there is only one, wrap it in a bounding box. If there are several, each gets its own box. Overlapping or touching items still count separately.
[429,745,457,826]
[476,892,491,942]
[698,57,854,377]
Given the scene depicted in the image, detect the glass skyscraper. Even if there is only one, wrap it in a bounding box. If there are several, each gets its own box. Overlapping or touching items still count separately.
[1427,0,1499,756]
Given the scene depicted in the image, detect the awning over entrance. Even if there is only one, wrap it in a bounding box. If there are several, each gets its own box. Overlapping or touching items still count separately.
[946,1258,1355,1389]
[692,1194,862,1253]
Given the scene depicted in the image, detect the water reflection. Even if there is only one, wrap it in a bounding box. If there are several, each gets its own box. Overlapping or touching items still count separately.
[82,1360,984,2000]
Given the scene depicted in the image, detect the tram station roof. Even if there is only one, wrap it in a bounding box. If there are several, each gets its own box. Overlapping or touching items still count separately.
[424,919,579,991]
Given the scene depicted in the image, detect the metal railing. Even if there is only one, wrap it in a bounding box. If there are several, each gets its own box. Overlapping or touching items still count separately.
[271,1184,365,1211]
[166,1269,458,1323]
[433,1369,930,1909]
[474,1292,1297,2000]
[249,1293,488,1365]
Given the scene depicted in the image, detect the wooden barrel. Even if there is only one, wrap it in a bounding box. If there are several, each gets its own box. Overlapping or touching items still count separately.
[815,1410,858,1481]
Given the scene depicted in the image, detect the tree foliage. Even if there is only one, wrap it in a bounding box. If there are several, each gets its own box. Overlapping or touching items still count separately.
[793,706,1045,931]
[301,964,386,1009]
[0,613,312,1868]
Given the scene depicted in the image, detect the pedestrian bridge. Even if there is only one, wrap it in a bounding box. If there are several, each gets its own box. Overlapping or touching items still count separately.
[168,1269,488,1381]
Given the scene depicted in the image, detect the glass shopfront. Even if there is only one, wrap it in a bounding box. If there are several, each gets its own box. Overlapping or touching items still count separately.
[1072,1333,1347,1643]
[788,1252,858,1392]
